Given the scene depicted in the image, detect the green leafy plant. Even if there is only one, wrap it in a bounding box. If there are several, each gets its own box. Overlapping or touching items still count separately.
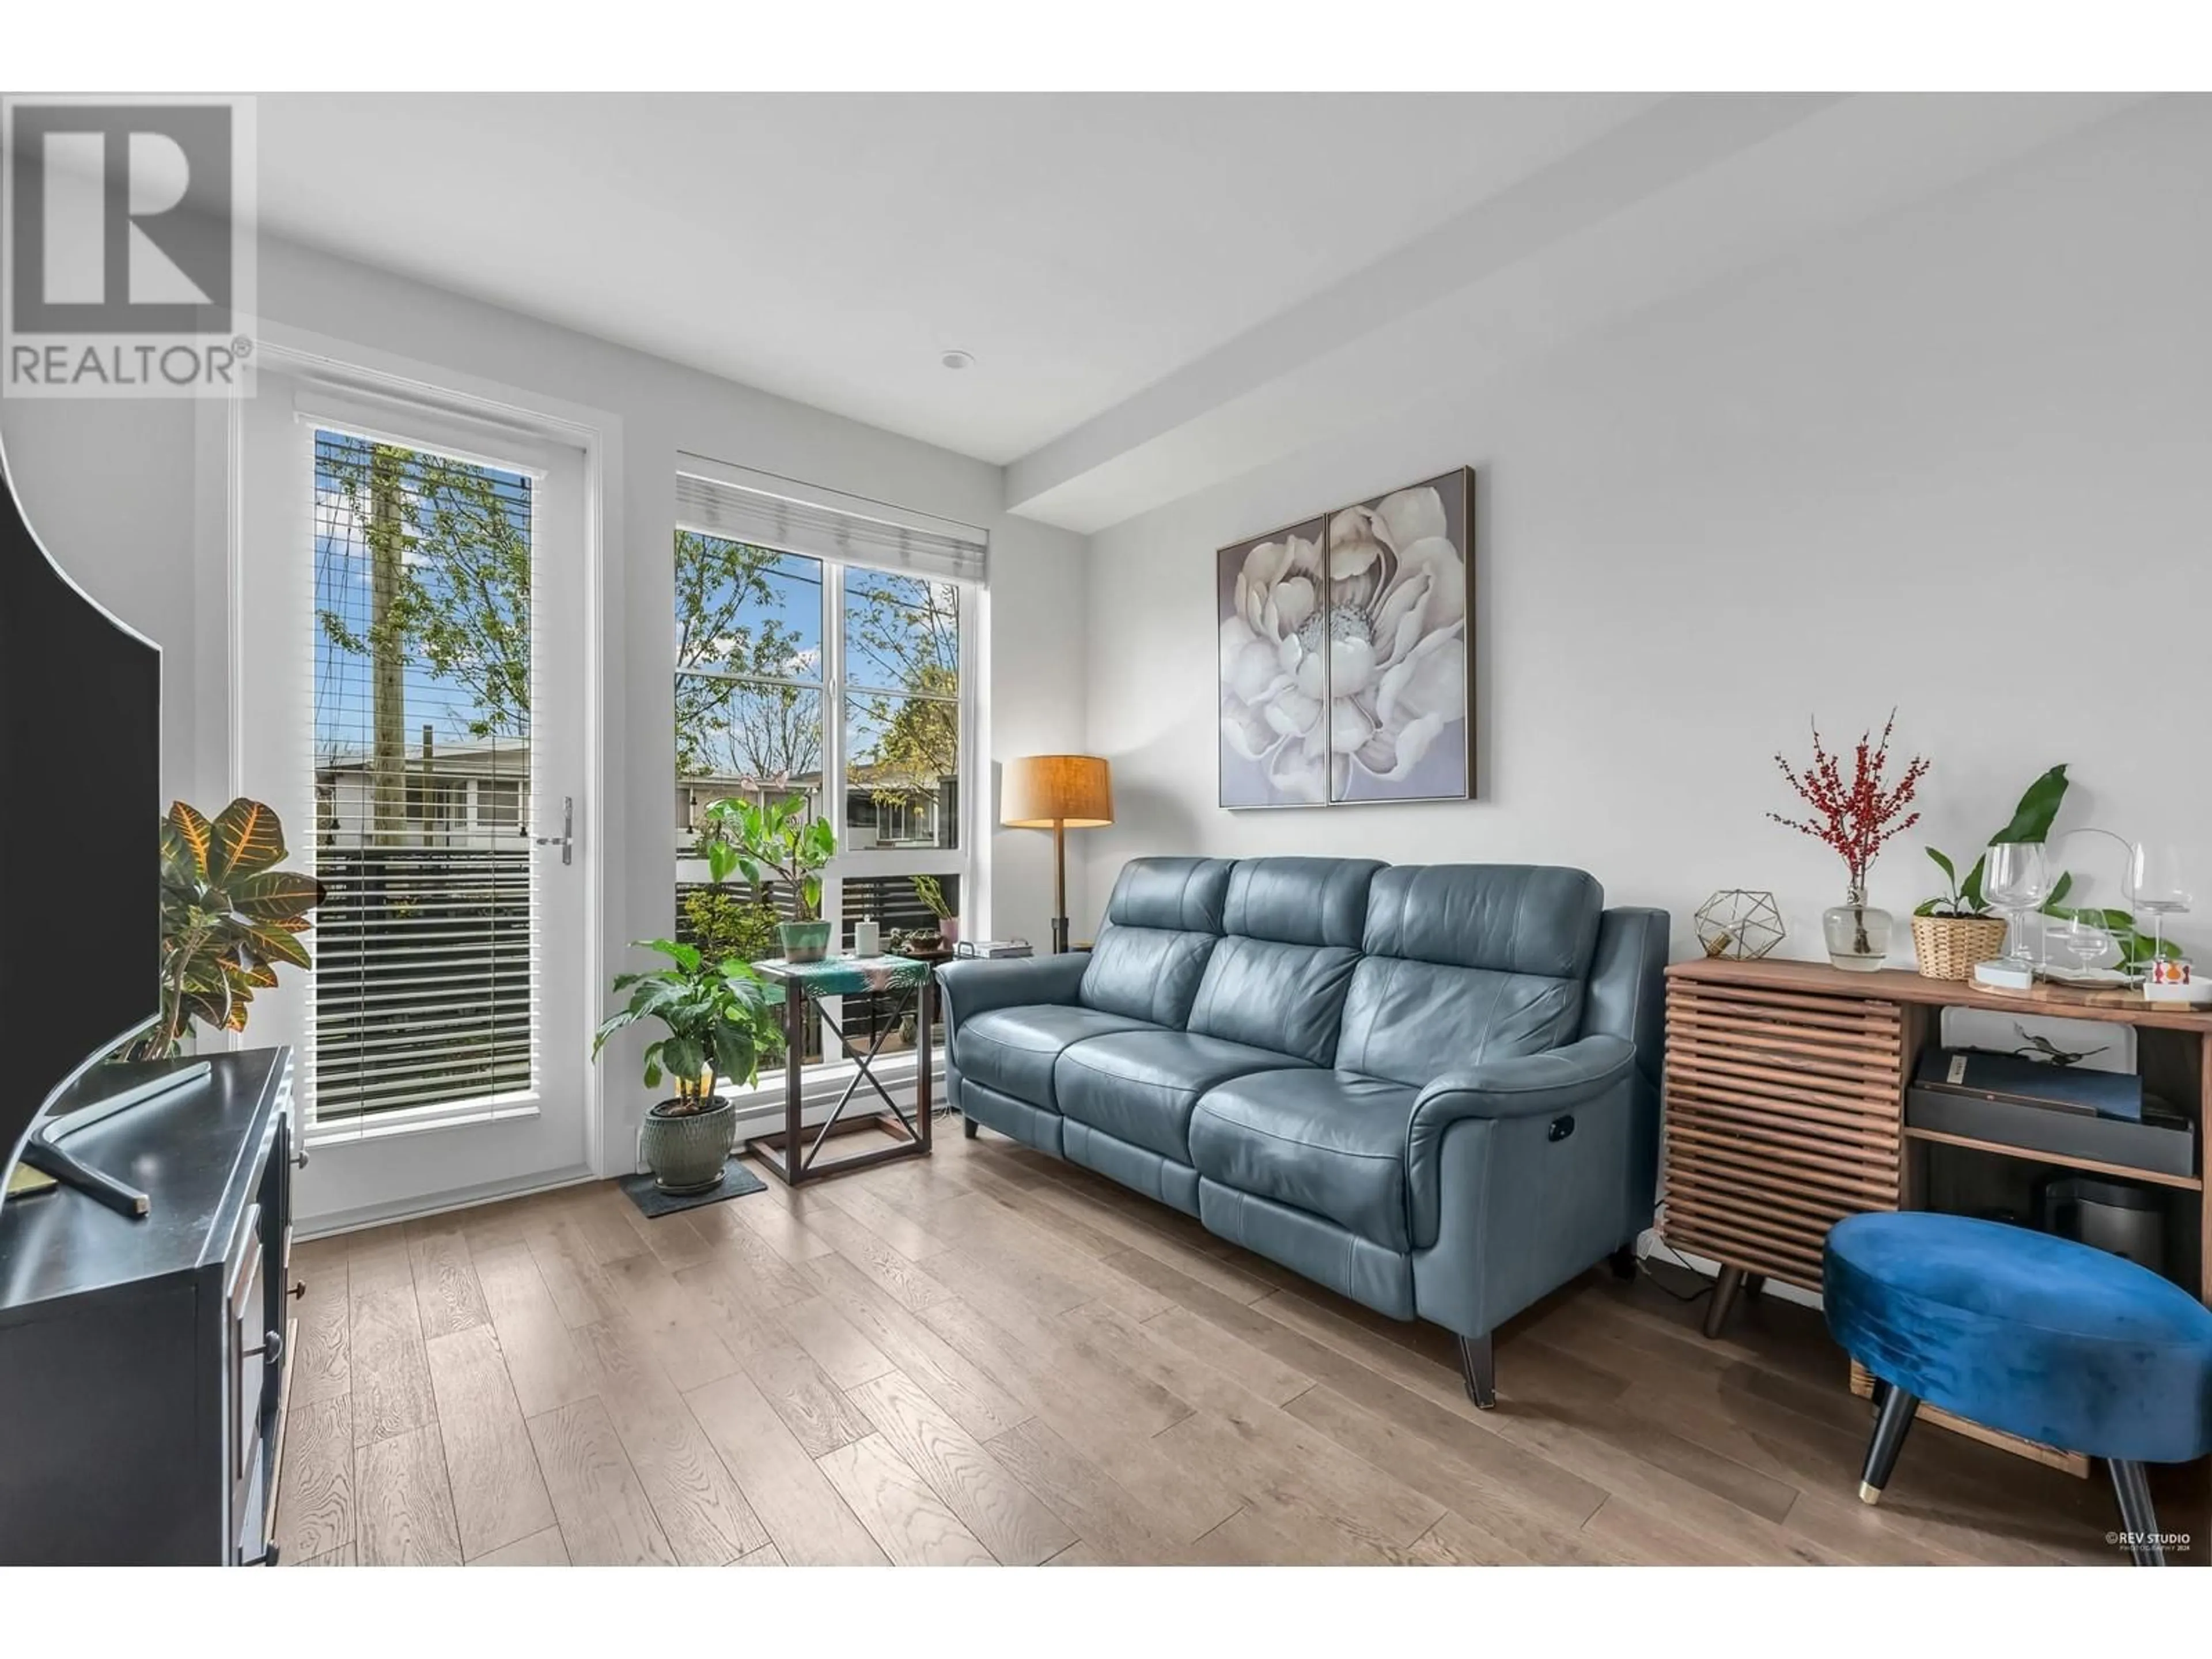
[590,939,784,1113]
[132,800,324,1062]
[1916,766,2070,917]
[1914,764,2177,972]
[910,874,953,921]
[699,794,836,919]
[680,886,781,965]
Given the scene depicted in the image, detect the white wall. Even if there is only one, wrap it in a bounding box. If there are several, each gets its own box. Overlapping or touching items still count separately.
[1081,97,2212,967]
[3,233,1090,946]
[2,232,1089,1211]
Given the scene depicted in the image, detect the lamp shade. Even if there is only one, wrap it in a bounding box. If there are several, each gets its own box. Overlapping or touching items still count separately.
[1002,754,1113,828]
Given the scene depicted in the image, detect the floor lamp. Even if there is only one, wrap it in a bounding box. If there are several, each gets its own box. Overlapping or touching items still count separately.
[1002,755,1114,954]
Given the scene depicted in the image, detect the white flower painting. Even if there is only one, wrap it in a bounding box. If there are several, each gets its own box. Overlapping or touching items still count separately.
[1217,469,1472,808]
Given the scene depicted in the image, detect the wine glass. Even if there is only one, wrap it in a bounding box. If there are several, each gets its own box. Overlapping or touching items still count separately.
[1982,841,2051,969]
[2126,842,2192,971]
[2058,912,2112,979]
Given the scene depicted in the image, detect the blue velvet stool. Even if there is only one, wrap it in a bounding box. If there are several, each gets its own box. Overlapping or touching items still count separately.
[1824,1211,2212,1565]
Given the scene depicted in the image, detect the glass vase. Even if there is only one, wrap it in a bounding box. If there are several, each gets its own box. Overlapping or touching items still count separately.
[1823,885,1892,972]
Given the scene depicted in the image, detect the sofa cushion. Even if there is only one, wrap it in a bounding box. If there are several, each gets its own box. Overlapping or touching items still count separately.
[1184,858,1379,1063]
[1337,865,1603,1085]
[953,1004,1162,1111]
[1188,1069,1418,1252]
[1221,856,1379,948]
[1056,1029,1305,1164]
[1078,857,1233,1026]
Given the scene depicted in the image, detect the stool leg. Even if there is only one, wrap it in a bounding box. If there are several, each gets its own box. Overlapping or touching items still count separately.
[1702,1265,1747,1338]
[1858,1385,1919,1505]
[2108,1460,2165,1566]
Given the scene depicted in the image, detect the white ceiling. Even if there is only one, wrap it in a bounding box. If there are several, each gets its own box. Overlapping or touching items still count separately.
[256,93,1660,455]
[256,92,2148,534]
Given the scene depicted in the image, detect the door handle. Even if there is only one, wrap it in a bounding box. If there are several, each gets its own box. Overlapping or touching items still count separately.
[529,796,575,866]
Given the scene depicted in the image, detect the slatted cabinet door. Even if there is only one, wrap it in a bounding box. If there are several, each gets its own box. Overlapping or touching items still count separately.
[1661,978,1910,1291]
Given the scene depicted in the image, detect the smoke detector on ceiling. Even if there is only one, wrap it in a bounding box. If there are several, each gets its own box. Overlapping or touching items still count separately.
[940,349,975,371]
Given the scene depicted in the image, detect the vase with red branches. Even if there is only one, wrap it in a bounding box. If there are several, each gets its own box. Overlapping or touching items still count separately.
[1770,712,1929,971]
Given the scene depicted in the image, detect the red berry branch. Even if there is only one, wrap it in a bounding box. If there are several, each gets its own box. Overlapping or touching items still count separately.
[1769,711,1929,893]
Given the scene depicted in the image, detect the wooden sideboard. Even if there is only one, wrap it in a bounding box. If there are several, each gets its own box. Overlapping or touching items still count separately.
[1660,957,2210,1476]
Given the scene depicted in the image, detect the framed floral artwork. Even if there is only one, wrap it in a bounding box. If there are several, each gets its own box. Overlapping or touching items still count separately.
[1216,468,1472,809]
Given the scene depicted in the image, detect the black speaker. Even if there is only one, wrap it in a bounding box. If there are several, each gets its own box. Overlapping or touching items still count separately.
[2036,1175,2167,1275]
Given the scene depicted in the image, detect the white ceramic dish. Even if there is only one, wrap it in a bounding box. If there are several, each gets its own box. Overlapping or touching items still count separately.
[2041,966,2131,988]
[2142,978,2212,1006]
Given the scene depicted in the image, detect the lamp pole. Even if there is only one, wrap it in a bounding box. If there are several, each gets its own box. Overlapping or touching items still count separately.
[1051,817,1070,954]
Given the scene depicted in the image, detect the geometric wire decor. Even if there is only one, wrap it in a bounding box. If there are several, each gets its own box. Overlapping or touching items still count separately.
[1693,889,1786,960]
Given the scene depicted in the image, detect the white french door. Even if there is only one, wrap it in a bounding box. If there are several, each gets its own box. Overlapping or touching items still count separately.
[234,365,594,1224]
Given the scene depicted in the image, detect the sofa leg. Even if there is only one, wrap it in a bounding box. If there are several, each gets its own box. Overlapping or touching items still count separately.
[1702,1265,1747,1339]
[1608,1244,1638,1281]
[2108,1460,2165,1566]
[961,1115,979,1140]
[1456,1332,1496,1411]
[1858,1383,1919,1504]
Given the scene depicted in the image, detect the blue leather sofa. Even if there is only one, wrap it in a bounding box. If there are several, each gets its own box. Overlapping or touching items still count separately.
[934,856,1668,1407]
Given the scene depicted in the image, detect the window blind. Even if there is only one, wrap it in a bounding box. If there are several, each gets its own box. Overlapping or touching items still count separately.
[306,425,538,1127]
[674,467,988,588]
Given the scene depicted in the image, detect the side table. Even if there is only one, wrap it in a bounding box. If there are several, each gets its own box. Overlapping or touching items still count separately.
[744,954,935,1186]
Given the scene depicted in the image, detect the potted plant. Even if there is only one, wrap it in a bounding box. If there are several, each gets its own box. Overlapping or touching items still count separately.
[1912,766,2068,979]
[700,794,838,963]
[912,874,958,947]
[1770,713,1930,971]
[130,798,324,1060]
[591,939,783,1192]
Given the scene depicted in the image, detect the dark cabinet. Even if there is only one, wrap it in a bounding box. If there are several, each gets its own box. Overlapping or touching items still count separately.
[0,1049,295,1565]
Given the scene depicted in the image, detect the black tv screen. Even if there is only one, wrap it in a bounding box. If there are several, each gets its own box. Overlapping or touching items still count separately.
[0,444,161,1183]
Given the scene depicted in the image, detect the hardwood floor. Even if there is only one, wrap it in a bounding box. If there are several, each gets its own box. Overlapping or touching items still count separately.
[279,1121,2185,1566]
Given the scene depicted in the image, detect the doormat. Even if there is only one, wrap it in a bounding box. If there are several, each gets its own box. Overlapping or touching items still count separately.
[618,1160,767,1219]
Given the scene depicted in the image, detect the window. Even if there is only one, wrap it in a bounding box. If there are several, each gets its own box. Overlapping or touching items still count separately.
[310,429,535,1122]
[671,466,982,1084]
[843,568,960,853]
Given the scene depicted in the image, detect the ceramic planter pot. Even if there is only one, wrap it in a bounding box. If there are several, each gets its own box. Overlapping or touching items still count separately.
[641,1096,734,1194]
[778,919,832,964]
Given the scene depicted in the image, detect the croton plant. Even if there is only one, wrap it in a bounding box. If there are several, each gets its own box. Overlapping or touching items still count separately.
[128,798,324,1062]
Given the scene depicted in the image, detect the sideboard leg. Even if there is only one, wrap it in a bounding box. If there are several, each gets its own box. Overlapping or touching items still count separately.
[1741,1273,1767,1299]
[1702,1265,1747,1338]
[1607,1244,1639,1281]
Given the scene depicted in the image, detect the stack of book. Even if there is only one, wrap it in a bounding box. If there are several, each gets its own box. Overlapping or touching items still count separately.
[954,939,1035,960]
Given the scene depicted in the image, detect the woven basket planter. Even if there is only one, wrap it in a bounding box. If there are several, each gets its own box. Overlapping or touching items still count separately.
[1910,914,2009,980]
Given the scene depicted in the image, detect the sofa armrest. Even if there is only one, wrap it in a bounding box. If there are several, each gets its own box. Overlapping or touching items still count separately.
[1410,1034,1638,1127]
[1404,1033,1640,1264]
[934,953,1090,1033]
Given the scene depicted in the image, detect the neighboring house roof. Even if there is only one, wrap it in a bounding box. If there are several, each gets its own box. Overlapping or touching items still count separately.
[320,739,530,779]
